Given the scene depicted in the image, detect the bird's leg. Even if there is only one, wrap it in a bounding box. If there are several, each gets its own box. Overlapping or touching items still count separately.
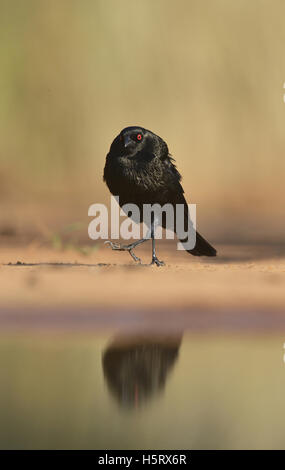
[105,237,150,264]
[150,216,165,267]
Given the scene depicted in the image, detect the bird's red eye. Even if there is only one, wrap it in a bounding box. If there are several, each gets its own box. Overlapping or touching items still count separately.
[136,133,142,141]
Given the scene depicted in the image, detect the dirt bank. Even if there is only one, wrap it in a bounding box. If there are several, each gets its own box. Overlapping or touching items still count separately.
[1,242,284,316]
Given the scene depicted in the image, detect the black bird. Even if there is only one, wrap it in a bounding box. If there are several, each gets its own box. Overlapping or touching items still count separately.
[103,126,216,266]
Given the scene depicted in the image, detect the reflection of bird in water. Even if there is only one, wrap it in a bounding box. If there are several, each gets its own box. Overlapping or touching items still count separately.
[102,334,182,409]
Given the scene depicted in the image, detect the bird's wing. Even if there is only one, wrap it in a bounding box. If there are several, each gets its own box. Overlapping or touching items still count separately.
[162,156,185,199]
[162,158,216,256]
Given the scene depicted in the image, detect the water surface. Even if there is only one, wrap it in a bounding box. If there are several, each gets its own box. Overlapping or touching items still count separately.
[1,327,285,449]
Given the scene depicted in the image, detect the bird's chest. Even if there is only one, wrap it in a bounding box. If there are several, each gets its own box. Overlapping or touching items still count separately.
[106,157,163,200]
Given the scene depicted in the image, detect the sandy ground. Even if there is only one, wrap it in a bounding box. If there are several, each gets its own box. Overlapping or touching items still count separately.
[0,242,284,322]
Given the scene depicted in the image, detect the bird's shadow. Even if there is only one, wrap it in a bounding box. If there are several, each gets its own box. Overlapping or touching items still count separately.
[4,261,154,268]
[5,261,108,267]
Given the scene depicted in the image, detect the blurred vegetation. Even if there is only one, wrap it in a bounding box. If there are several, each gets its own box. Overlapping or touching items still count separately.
[49,222,98,255]
[0,0,285,242]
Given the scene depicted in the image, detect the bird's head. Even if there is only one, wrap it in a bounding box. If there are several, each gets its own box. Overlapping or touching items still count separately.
[120,126,149,157]
[109,126,168,159]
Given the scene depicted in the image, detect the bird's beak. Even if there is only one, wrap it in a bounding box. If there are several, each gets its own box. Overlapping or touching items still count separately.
[123,134,132,148]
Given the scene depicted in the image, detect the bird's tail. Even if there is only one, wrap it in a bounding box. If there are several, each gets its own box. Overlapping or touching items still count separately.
[185,230,217,257]
[174,198,217,257]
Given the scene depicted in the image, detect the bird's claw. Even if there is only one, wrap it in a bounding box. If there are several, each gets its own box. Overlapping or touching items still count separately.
[151,257,165,267]
[129,250,142,264]
[104,240,142,264]
[104,241,121,250]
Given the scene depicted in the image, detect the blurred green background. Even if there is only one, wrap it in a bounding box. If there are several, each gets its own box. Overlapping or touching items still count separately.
[1,0,285,243]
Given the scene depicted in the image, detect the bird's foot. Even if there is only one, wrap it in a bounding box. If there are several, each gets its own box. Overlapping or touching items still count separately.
[104,241,142,264]
[150,256,165,267]
[104,241,122,251]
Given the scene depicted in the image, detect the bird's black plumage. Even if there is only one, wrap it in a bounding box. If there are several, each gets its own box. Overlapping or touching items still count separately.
[103,126,216,264]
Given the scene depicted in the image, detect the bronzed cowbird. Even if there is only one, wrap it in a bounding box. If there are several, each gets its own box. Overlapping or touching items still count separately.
[103,126,216,265]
